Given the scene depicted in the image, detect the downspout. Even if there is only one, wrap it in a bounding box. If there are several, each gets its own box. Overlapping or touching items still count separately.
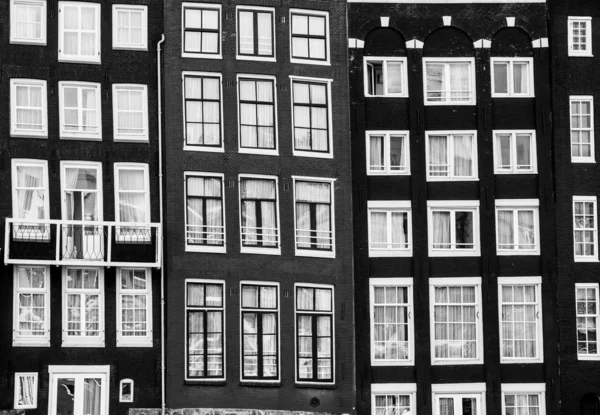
[156,33,166,415]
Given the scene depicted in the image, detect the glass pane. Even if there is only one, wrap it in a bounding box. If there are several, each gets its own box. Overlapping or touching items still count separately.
[494,62,508,94]
[56,378,75,415]
[83,378,103,415]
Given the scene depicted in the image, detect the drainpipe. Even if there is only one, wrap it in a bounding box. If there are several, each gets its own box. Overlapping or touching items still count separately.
[156,33,166,415]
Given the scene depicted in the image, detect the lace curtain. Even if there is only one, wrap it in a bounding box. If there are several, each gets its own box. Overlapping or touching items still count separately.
[434,286,477,359]
[498,210,534,249]
[118,169,146,223]
[453,135,473,177]
[16,165,45,220]
[187,177,222,245]
[83,378,102,415]
[429,136,448,176]
[432,212,451,249]
[501,285,537,358]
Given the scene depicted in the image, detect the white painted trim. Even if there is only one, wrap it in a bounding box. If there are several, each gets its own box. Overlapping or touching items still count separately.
[366,130,411,175]
[235,5,276,62]
[427,200,480,208]
[491,58,535,98]
[58,81,102,140]
[569,95,595,163]
[406,39,424,49]
[14,372,38,409]
[10,0,47,45]
[432,383,486,393]
[116,268,153,347]
[112,84,149,142]
[380,16,390,27]
[506,17,516,27]
[473,39,491,49]
[573,196,599,262]
[496,199,540,207]
[112,4,148,51]
[502,383,546,393]
[568,16,593,57]
[181,2,222,59]
[425,131,479,181]
[423,58,476,106]
[58,2,101,64]
[10,78,48,138]
[368,200,411,208]
[532,38,548,48]
[442,16,451,26]
[13,266,51,347]
[289,9,331,66]
[372,383,417,393]
[430,277,482,285]
[348,38,365,49]
[48,365,110,415]
[575,283,600,360]
[364,57,409,98]
[498,276,542,285]
[493,130,538,174]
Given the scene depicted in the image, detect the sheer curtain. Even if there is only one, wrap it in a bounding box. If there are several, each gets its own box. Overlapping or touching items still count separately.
[370,136,384,172]
[498,210,514,249]
[513,63,528,94]
[497,134,512,170]
[386,62,403,94]
[429,136,448,176]
[453,135,473,177]
[308,16,326,59]
[63,6,79,55]
[257,12,272,55]
[310,84,328,151]
[18,375,36,406]
[450,63,470,102]
[432,212,451,249]
[117,89,144,136]
[516,134,531,170]
[392,212,408,249]
[426,63,444,101]
[82,87,97,133]
[297,287,314,310]
[296,182,331,249]
[202,78,220,145]
[201,10,219,54]
[187,177,222,245]
[241,179,277,246]
[370,212,387,250]
[117,10,129,44]
[83,378,102,415]
[16,85,43,131]
[439,398,454,415]
[80,7,97,57]
[494,62,508,94]
[238,11,254,54]
[390,136,404,172]
[293,83,310,149]
[16,165,45,220]
[262,313,277,376]
[118,169,146,223]
[517,210,535,249]
[256,81,274,148]
[185,77,202,144]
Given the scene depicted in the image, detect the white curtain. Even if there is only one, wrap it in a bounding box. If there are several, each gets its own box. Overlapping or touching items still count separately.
[297,287,314,310]
[429,136,448,176]
[117,89,144,135]
[439,398,454,415]
[16,165,45,220]
[392,212,407,249]
[18,375,36,406]
[386,62,403,94]
[502,285,537,358]
[291,15,309,57]
[257,12,272,55]
[82,87,97,133]
[453,135,473,177]
[16,85,43,131]
[517,211,535,249]
[241,179,277,246]
[118,169,146,223]
[201,10,219,53]
[369,136,384,171]
[316,288,332,311]
[83,378,102,415]
[426,63,444,101]
[370,212,387,249]
[238,11,254,54]
[80,7,97,57]
[242,285,258,308]
[432,212,451,249]
[117,10,129,44]
[261,286,277,308]
[497,134,512,170]
[516,134,531,169]
[262,313,277,376]
[243,313,258,376]
[450,63,470,101]
[63,6,79,55]
[498,210,514,249]
[513,63,528,94]
[308,16,326,59]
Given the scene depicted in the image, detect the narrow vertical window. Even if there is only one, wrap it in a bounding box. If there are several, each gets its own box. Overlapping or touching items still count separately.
[10,0,47,45]
[576,283,600,359]
[11,159,49,241]
[238,76,277,153]
[294,178,335,257]
[182,3,221,58]
[573,196,598,261]
[185,174,225,252]
[426,132,478,181]
[13,266,50,347]
[290,10,329,64]
[240,176,279,252]
[570,96,595,162]
[113,84,149,141]
[14,373,38,409]
[117,268,152,347]
[367,132,410,175]
[183,73,222,150]
[237,7,275,59]
[58,1,101,63]
[291,78,331,156]
[10,79,48,137]
[119,379,134,402]
[112,5,147,50]
[568,17,593,57]
[115,163,150,242]
[59,82,102,140]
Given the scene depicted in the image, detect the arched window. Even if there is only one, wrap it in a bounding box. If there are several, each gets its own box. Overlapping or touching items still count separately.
[581,393,600,415]
[363,28,408,97]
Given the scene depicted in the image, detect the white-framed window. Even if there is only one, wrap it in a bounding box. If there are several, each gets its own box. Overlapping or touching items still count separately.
[368,201,412,257]
[10,79,48,138]
[185,279,225,381]
[13,266,50,347]
[369,278,414,365]
[183,72,223,152]
[366,131,410,175]
[10,0,47,45]
[116,268,153,347]
[495,200,540,255]
[372,384,417,415]
[119,379,134,403]
[293,176,336,258]
[14,372,38,409]
[112,84,149,142]
[427,200,481,257]
[182,2,221,59]
[570,96,595,163]
[237,75,278,155]
[432,383,486,415]
[491,58,534,97]
[58,1,101,64]
[498,277,544,363]
[240,282,280,382]
[568,17,593,57]
[501,384,546,415]
[290,9,330,65]
[424,58,476,105]
[295,283,335,384]
[237,6,275,61]
[11,159,50,241]
[112,5,147,50]
[184,172,226,253]
[114,163,151,243]
[493,130,537,174]
[291,76,333,158]
[48,365,110,415]
[364,57,408,97]
[426,131,478,181]
[239,175,280,255]
[62,267,105,347]
[574,196,598,262]
[59,81,102,140]
[430,278,484,365]
[576,283,600,359]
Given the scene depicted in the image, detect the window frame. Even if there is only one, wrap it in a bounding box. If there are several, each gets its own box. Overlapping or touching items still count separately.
[495,199,541,256]
[119,379,134,403]
[236,5,276,62]
[493,130,537,174]
[11,158,50,241]
[498,277,544,364]
[371,383,417,415]
[570,95,595,163]
[501,383,546,415]
[568,16,593,57]
[423,57,476,106]
[10,79,48,138]
[181,2,222,59]
[116,268,153,347]
[237,74,279,156]
[432,383,487,415]
[367,201,412,257]
[182,71,224,152]
[112,4,148,51]
[114,163,151,243]
[366,130,411,176]
[13,266,51,347]
[48,365,110,415]
[369,278,414,366]
[289,9,330,66]
[427,200,481,257]
[490,57,535,98]
[58,81,102,140]
[363,57,409,98]
[14,372,38,409]
[425,131,479,181]
[576,283,600,360]
[58,1,101,64]
[573,196,599,262]
[10,0,47,45]
[112,84,149,142]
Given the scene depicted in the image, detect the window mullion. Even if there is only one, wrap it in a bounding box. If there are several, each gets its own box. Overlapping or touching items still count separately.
[203,310,209,377]
[257,310,264,378]
[311,314,318,381]
[387,211,393,249]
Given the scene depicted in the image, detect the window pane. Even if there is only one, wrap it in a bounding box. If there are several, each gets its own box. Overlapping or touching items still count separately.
[386,62,403,94]
[494,62,508,94]
[56,378,75,414]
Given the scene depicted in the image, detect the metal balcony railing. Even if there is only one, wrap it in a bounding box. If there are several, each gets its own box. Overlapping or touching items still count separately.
[295,228,333,251]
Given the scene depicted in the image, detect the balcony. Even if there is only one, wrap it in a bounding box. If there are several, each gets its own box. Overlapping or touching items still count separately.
[4,218,162,267]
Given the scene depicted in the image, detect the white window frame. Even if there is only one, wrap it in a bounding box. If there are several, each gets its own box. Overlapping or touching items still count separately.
[181,2,222,59]
[369,278,414,366]
[119,379,134,403]
[427,200,481,257]
[58,1,101,64]
[112,4,148,51]
[10,0,47,45]
[237,74,279,156]
[425,131,478,181]
[570,95,595,163]
[363,57,409,98]
[10,79,48,138]
[48,365,110,415]
[292,176,336,259]
[493,130,537,174]
[114,163,151,243]
[498,277,544,364]
[58,81,102,140]
[366,131,411,176]
[576,283,600,360]
[11,159,50,241]
[14,372,38,409]
[289,9,330,66]
[116,268,153,347]
[236,5,276,62]
[501,384,546,415]
[430,278,484,365]
[432,383,487,415]
[573,196,599,262]
[568,17,593,57]
[112,84,149,142]
[423,57,476,106]
[290,75,334,159]
[490,58,534,98]
[367,201,412,257]
[13,266,50,347]
[495,199,541,256]
[371,383,417,415]
[184,172,226,253]
[61,267,105,348]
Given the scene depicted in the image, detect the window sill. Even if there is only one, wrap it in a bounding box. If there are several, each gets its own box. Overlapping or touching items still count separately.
[58,57,101,65]
[184,379,227,386]
[113,45,148,51]
[10,132,48,139]
[240,381,281,387]
[369,250,413,258]
[431,359,483,366]
[182,53,223,60]
[365,94,409,99]
[371,360,414,366]
[114,136,150,143]
[494,170,538,175]
[290,58,331,66]
[237,55,277,63]
[497,251,541,256]
[13,339,50,347]
[574,257,600,263]
[10,39,47,46]
[491,94,535,99]
[427,177,479,182]
[238,147,279,157]
[577,355,600,361]
[428,250,481,257]
[241,247,281,256]
[571,158,596,164]
[295,382,336,389]
[62,340,105,348]
[186,245,226,254]
[60,134,102,142]
[500,358,544,364]
[116,340,153,348]
[183,145,224,153]
[569,53,594,58]
[295,249,335,259]
[424,101,476,106]
[367,171,411,176]
[293,150,333,159]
